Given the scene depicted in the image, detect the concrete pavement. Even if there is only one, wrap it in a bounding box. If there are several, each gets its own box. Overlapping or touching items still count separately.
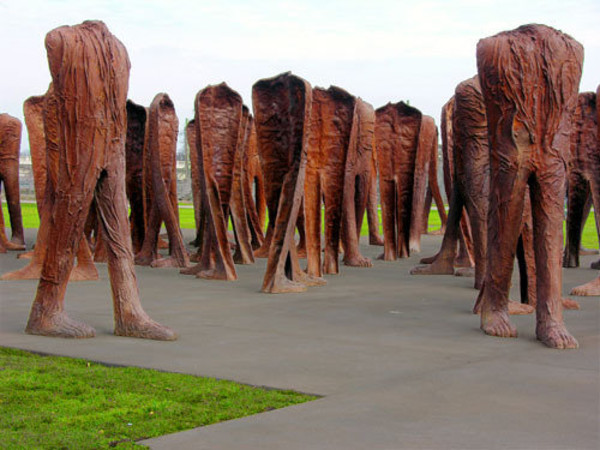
[1,230,598,449]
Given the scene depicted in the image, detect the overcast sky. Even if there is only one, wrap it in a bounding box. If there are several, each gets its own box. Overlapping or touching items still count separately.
[1,0,599,152]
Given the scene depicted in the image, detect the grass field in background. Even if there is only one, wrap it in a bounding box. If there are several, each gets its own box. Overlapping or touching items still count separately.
[3,203,598,250]
[0,347,316,449]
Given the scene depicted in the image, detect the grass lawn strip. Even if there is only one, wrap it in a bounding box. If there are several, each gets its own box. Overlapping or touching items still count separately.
[0,347,317,449]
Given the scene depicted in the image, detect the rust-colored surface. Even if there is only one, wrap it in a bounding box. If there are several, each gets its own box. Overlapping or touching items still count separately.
[125,100,147,254]
[305,86,354,277]
[253,72,322,293]
[340,97,375,267]
[563,92,599,268]
[366,145,383,246]
[2,88,98,281]
[186,118,204,250]
[475,24,582,349]
[135,93,188,268]
[0,113,25,250]
[24,20,176,340]
[570,85,600,296]
[375,101,421,260]
[242,118,266,250]
[230,106,255,265]
[410,77,489,289]
[182,83,240,281]
[409,115,447,253]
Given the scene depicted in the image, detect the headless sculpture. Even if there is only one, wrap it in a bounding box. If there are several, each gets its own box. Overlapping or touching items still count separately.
[409,115,447,253]
[2,90,98,281]
[563,92,599,268]
[375,102,421,260]
[25,20,176,340]
[475,24,582,349]
[570,85,600,296]
[340,97,376,268]
[134,93,188,268]
[0,114,25,250]
[182,83,240,281]
[253,72,325,293]
[305,86,354,277]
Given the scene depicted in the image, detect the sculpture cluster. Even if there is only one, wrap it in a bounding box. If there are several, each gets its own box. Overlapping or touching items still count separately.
[1,21,597,351]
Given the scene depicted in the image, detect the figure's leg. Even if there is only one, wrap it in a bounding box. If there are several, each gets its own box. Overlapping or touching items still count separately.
[253,186,277,258]
[95,164,176,340]
[322,168,345,275]
[411,184,463,276]
[243,174,264,250]
[25,173,99,337]
[367,167,383,246]
[588,175,600,269]
[134,203,161,266]
[563,171,588,267]
[529,172,578,349]
[2,158,25,246]
[461,173,488,290]
[304,169,322,277]
[0,180,25,251]
[455,212,475,268]
[256,173,267,232]
[295,203,307,258]
[343,173,371,267]
[377,179,397,261]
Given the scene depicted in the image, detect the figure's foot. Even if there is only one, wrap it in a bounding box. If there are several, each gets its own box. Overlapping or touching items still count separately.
[562,252,578,268]
[263,276,307,294]
[561,297,580,310]
[157,235,169,249]
[428,228,444,236]
[369,235,384,246]
[17,250,35,260]
[253,245,270,258]
[570,277,600,296]
[454,253,473,268]
[454,267,475,278]
[134,253,153,266]
[507,300,534,315]
[151,256,189,269]
[197,268,237,281]
[410,260,453,276]
[26,311,96,338]
[579,246,599,256]
[536,321,578,349]
[69,263,99,281]
[377,249,396,261]
[296,271,327,287]
[343,254,372,268]
[419,254,437,264]
[4,240,25,251]
[481,308,517,338]
[590,259,600,270]
[409,240,421,254]
[1,262,42,280]
[115,317,177,341]
[180,263,203,276]
[323,253,339,275]
[189,252,201,263]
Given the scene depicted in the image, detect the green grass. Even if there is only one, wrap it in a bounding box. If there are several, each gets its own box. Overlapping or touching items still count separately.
[3,203,598,250]
[0,347,316,449]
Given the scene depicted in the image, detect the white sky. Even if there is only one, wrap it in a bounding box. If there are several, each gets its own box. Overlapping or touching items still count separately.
[1,0,599,152]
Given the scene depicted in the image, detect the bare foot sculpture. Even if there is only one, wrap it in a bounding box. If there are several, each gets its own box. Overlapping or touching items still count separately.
[0,114,25,250]
[341,97,376,268]
[25,20,176,340]
[563,92,599,268]
[475,24,582,348]
[305,86,355,277]
[253,72,324,293]
[182,83,240,281]
[125,100,147,254]
[2,88,98,281]
[375,102,421,260]
[135,93,189,268]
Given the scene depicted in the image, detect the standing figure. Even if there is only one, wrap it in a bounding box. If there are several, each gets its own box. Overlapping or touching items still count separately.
[340,97,376,268]
[135,93,188,268]
[253,72,324,293]
[375,102,421,261]
[305,86,354,277]
[475,24,582,348]
[563,92,599,268]
[25,21,176,340]
[0,114,25,250]
[182,83,241,281]
[570,85,600,296]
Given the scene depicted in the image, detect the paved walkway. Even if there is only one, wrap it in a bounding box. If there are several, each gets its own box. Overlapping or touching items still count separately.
[1,231,598,449]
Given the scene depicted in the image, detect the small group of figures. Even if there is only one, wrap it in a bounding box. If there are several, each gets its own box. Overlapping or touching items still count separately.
[0,21,596,350]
